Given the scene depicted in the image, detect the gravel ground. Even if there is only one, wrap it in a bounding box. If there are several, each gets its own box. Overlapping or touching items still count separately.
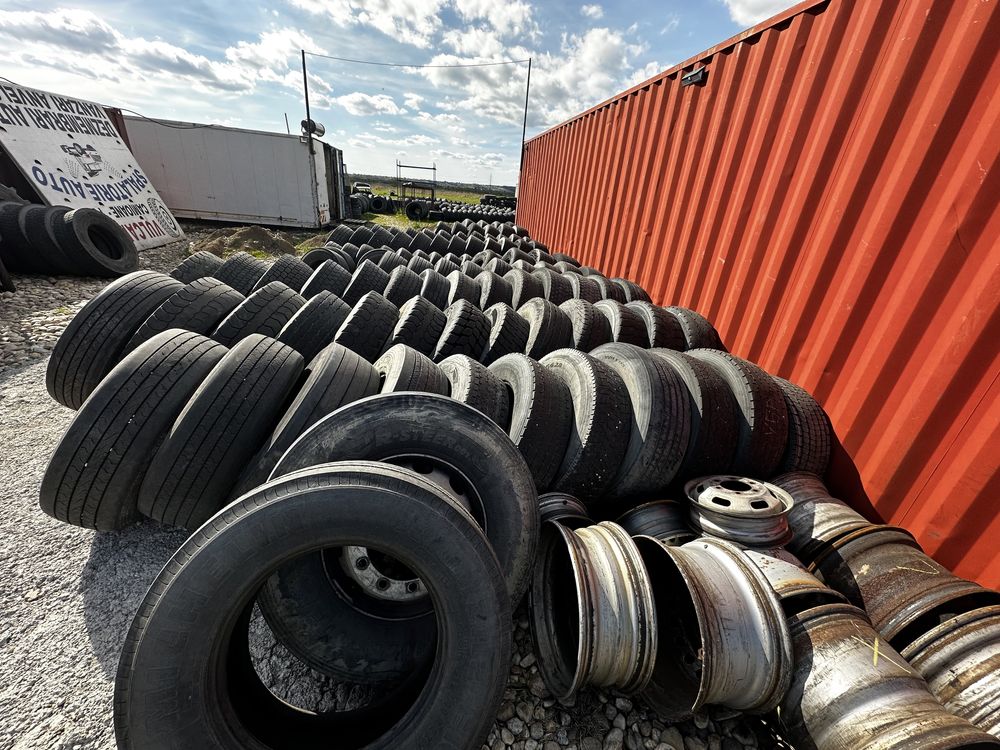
[0,222,789,750]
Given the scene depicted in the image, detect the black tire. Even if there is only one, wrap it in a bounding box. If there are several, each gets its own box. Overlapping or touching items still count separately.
[649,348,740,477]
[328,246,357,273]
[384,296,447,356]
[505,269,544,309]
[518,298,574,359]
[484,257,512,277]
[115,462,510,750]
[590,343,693,498]
[446,269,480,307]
[20,205,76,274]
[540,349,633,500]
[334,291,399,361]
[377,252,407,274]
[212,281,305,347]
[594,299,648,346]
[477,270,514,309]
[438,354,511,429]
[612,277,651,303]
[560,299,613,352]
[592,275,627,303]
[433,300,490,362]
[252,255,313,293]
[348,226,375,247]
[686,349,788,476]
[49,208,138,277]
[0,202,32,270]
[276,290,351,362]
[231,344,380,496]
[482,302,531,365]
[434,257,459,276]
[214,252,269,295]
[300,247,337,269]
[627,301,686,349]
[0,256,13,292]
[460,260,484,279]
[510,259,534,272]
[171,251,224,283]
[46,271,184,409]
[340,242,363,260]
[775,376,832,475]
[418,269,449,309]
[300,259,352,299]
[326,225,354,245]
[382,265,422,307]
[375,344,451,395]
[665,306,725,350]
[487,353,573,490]
[39,330,227,530]
[138,334,304,529]
[553,253,580,266]
[533,268,573,305]
[125,278,244,354]
[271,393,538,602]
[342,259,390,306]
[407,255,433,274]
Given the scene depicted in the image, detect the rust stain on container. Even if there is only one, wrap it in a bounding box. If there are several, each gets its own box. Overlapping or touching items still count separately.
[518,0,1000,587]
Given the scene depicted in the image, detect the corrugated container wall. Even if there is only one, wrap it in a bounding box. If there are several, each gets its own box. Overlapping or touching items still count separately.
[518,0,1000,586]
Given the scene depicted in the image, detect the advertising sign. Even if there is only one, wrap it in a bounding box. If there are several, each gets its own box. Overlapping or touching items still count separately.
[0,83,182,250]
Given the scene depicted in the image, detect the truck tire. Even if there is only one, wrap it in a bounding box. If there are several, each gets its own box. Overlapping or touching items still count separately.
[446,270,480,308]
[566,273,603,305]
[49,208,138,277]
[482,302,530,365]
[775,376,832,475]
[382,265,423,307]
[418,269,449,309]
[504,269,544,309]
[594,299,648,347]
[300,259,351,299]
[138,334,304,529]
[540,349,632,500]
[231,343,379,496]
[20,205,76,274]
[627,301,686,350]
[334,291,399,361]
[39,330,227,530]
[612,277,651,303]
[477,271,514,309]
[518,298,574,359]
[341,259,390,306]
[438,354,511,429]
[300,247,337,269]
[276,290,351,362]
[592,275,627,303]
[664,306,725,350]
[214,252,268,295]
[375,344,450,395]
[433,300,490,362]
[687,349,788,476]
[560,299,612,352]
[46,271,184,409]
[251,255,313,293]
[488,353,573,490]
[212,281,305,347]
[170,251,224,283]
[125,278,244,353]
[115,463,509,750]
[533,268,573,305]
[591,343,693,498]
[384,296,447,356]
[407,255,433,274]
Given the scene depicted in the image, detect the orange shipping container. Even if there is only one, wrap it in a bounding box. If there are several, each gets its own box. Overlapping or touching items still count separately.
[517,0,1000,586]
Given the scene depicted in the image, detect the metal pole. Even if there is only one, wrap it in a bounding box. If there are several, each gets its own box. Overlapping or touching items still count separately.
[301,49,314,154]
[284,113,290,134]
[518,57,532,188]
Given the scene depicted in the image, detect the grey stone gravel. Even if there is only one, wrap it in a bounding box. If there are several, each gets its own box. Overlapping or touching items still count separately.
[0,222,792,749]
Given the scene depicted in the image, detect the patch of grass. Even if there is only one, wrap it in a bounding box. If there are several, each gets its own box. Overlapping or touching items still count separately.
[54,305,72,315]
[361,181,483,206]
[363,212,437,231]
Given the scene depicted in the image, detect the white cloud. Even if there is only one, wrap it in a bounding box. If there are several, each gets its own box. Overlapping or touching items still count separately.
[719,0,792,27]
[452,0,536,35]
[334,92,407,115]
[441,25,506,57]
[581,4,604,19]
[625,60,665,87]
[287,0,448,47]
[660,14,680,34]
[403,92,424,108]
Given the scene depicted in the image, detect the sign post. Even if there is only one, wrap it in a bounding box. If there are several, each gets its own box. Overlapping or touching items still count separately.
[0,83,182,250]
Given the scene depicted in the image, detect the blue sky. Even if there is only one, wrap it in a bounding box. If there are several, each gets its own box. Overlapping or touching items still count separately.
[0,0,794,185]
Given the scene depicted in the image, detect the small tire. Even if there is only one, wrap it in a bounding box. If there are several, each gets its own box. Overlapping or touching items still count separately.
[125,278,244,354]
[212,281,305,347]
[433,300,490,362]
[487,353,573,490]
[438,354,511,428]
[334,291,399,361]
[375,344,450,395]
[138,334,304,529]
[276,290,351,362]
[407,255,433,274]
[39,330,227,530]
[46,271,184,409]
[170,251,224,284]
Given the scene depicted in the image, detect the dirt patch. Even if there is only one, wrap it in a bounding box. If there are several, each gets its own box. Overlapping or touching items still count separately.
[295,233,332,253]
[193,225,299,258]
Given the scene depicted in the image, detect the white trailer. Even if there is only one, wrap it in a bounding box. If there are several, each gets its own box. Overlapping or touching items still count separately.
[121,117,347,229]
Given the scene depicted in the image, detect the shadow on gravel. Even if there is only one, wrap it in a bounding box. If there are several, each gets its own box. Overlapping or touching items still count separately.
[81,520,188,676]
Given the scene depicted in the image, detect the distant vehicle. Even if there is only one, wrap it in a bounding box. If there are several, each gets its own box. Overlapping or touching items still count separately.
[352,182,374,195]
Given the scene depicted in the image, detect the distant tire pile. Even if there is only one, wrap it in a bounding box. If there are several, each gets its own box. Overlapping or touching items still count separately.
[481,193,517,209]
[432,201,516,222]
[0,195,138,288]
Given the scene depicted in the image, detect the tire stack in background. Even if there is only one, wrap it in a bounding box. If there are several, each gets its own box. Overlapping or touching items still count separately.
[0,188,139,291]
[35,217,1000,750]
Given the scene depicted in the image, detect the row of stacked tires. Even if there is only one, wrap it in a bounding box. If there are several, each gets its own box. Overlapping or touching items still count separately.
[480,193,517,209]
[431,199,516,222]
[349,192,397,217]
[38,218,997,749]
[0,189,139,290]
